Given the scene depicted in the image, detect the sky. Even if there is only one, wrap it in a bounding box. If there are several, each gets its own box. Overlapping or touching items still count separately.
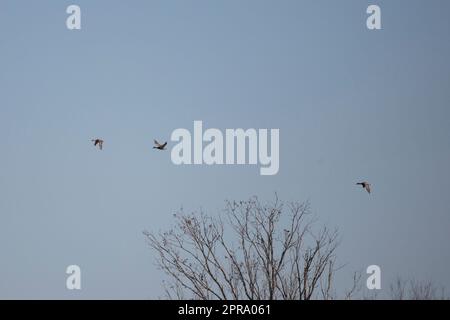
[0,0,449,299]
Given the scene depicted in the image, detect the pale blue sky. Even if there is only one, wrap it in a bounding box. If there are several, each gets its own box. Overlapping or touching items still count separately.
[0,0,449,299]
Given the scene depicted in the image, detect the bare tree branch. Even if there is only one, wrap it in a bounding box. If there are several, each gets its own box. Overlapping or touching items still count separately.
[144,196,351,300]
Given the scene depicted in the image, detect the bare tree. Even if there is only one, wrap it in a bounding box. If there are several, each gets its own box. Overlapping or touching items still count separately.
[143,195,359,300]
[390,276,447,300]
[390,276,407,300]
